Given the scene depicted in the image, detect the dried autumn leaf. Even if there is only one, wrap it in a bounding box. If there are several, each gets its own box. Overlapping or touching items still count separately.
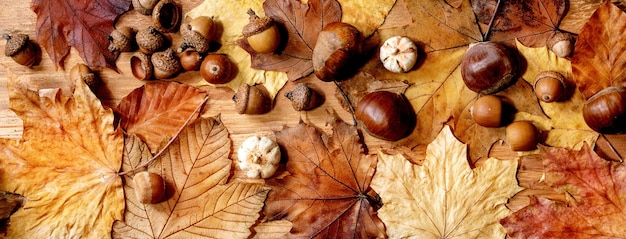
[112,116,270,238]
[501,145,626,238]
[0,191,25,235]
[115,81,207,153]
[0,72,124,238]
[31,0,130,69]
[264,118,385,238]
[572,0,626,99]
[371,126,522,238]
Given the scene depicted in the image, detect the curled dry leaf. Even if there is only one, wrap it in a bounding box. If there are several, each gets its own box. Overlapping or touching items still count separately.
[0,71,124,238]
[113,117,270,238]
[501,145,626,238]
[115,81,207,153]
[264,118,385,238]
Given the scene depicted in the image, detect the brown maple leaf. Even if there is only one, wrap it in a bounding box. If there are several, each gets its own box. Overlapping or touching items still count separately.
[501,145,626,238]
[115,81,208,153]
[263,118,385,238]
[237,0,342,81]
[31,0,130,69]
[113,117,270,238]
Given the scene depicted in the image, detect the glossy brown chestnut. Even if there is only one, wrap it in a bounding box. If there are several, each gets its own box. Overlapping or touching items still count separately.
[312,22,362,82]
[355,91,416,141]
[582,86,626,134]
[133,171,166,204]
[179,50,203,71]
[200,54,233,84]
[461,42,518,94]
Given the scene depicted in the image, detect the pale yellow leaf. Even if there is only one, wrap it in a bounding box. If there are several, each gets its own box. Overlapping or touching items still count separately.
[252,219,293,239]
[370,126,521,238]
[340,0,396,36]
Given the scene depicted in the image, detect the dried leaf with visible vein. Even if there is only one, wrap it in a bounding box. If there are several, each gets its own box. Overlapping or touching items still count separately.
[0,72,124,238]
[371,126,521,238]
[115,81,207,153]
[31,0,130,69]
[112,116,269,238]
[264,118,385,238]
[572,0,626,99]
[501,145,626,238]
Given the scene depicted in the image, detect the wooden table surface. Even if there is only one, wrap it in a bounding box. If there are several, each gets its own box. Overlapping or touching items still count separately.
[1,0,625,215]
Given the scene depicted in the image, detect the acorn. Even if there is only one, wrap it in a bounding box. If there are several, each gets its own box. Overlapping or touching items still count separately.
[107,26,135,53]
[133,171,166,204]
[461,42,518,94]
[242,9,280,54]
[179,16,215,54]
[312,22,362,82]
[233,84,272,114]
[179,50,203,71]
[152,0,181,33]
[506,121,539,151]
[284,83,323,111]
[200,53,232,84]
[533,71,566,103]
[582,86,626,134]
[355,91,416,141]
[3,33,37,67]
[470,95,503,128]
[548,31,574,58]
[130,52,153,81]
[136,26,167,54]
[151,48,181,79]
[132,0,159,15]
[70,63,99,89]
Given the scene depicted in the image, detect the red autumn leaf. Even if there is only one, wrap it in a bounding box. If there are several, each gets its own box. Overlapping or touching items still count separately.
[237,0,341,81]
[263,118,385,238]
[115,81,207,153]
[31,0,130,69]
[571,0,626,99]
[501,145,626,238]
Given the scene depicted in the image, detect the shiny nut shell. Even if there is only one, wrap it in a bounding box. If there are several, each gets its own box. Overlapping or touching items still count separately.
[461,42,518,94]
[133,171,166,204]
[533,71,566,103]
[470,95,503,128]
[180,50,203,71]
[506,121,538,151]
[233,84,272,114]
[312,22,362,82]
[582,86,626,134]
[355,91,416,141]
[200,54,233,84]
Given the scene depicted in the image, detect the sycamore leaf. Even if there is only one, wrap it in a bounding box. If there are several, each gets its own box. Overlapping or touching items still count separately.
[370,126,521,238]
[263,118,385,238]
[31,0,130,69]
[501,145,626,238]
[572,0,626,99]
[112,117,270,238]
[115,81,207,154]
[0,71,124,238]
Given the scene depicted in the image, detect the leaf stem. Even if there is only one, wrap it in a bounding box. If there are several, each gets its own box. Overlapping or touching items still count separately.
[483,0,502,41]
[334,81,357,125]
[118,95,209,176]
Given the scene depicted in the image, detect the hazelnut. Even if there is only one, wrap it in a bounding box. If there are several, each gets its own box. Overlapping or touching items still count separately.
[70,63,99,89]
[3,33,37,67]
[284,83,323,111]
[548,31,574,58]
[461,42,518,94]
[151,48,181,79]
[133,171,166,204]
[355,91,416,141]
[200,53,233,84]
[534,71,566,103]
[130,52,153,81]
[179,16,215,54]
[312,22,362,82]
[582,86,626,134]
[179,50,203,71]
[237,135,281,179]
[506,121,539,151]
[132,0,159,15]
[233,84,272,114]
[379,36,418,73]
[470,95,503,128]
[107,27,135,53]
[136,26,167,54]
[152,0,181,33]
[242,9,280,54]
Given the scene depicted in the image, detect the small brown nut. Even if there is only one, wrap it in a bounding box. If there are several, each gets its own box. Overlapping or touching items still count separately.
[233,84,272,114]
[179,50,203,71]
[136,26,167,54]
[132,0,159,15]
[237,135,281,179]
[470,95,503,128]
[355,91,416,141]
[151,48,181,79]
[133,171,166,204]
[379,36,418,73]
[548,31,574,58]
[70,63,99,89]
[130,52,153,81]
[284,83,323,111]
[152,0,181,33]
[3,33,37,67]
[506,121,538,151]
[533,71,566,103]
[243,9,280,54]
[582,86,626,134]
[312,22,362,82]
[461,42,518,94]
[200,53,233,84]
[179,16,215,54]
[107,27,135,53]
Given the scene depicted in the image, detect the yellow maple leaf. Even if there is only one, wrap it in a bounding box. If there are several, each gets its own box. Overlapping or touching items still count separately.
[370,126,521,238]
[0,72,124,238]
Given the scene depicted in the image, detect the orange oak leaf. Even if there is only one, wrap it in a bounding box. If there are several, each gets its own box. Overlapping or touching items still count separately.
[501,145,626,238]
[0,71,124,238]
[571,0,626,99]
[115,81,207,153]
[263,118,385,238]
[31,0,130,69]
[112,117,270,238]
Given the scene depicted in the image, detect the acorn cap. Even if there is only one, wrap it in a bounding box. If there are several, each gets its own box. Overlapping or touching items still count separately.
[130,52,153,81]
[242,9,274,37]
[180,23,210,54]
[151,48,181,79]
[4,33,29,57]
[108,27,135,53]
[285,83,322,111]
[136,26,167,54]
